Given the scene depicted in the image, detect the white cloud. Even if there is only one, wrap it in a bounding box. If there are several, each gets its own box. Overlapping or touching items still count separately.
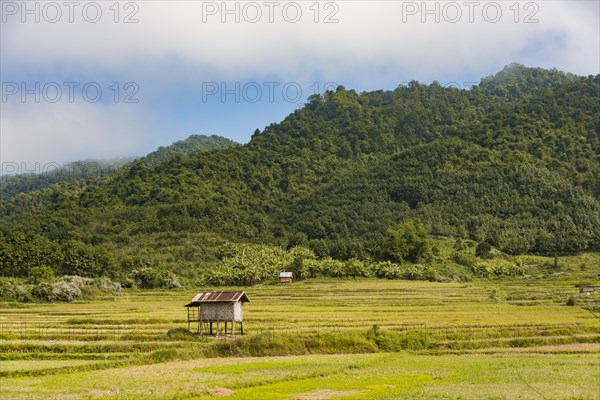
[3,1,598,79]
[1,1,598,165]
[1,100,149,167]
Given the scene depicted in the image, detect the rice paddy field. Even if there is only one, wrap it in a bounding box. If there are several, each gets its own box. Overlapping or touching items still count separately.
[1,275,599,399]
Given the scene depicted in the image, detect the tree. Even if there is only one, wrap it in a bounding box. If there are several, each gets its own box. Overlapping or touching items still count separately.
[26,265,55,284]
[373,219,432,263]
[475,242,493,259]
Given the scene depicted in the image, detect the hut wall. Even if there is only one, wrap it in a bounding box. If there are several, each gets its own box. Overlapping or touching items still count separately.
[233,301,243,321]
[201,302,244,321]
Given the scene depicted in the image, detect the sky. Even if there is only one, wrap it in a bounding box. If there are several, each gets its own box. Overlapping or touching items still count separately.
[1,0,599,173]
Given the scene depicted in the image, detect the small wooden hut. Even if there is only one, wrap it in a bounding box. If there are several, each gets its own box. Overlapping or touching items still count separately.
[279,272,293,284]
[185,291,250,336]
[576,284,596,295]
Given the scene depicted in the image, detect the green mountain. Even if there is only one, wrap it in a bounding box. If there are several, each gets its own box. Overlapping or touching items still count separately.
[1,64,599,282]
[0,135,238,198]
[0,158,136,199]
[136,134,239,167]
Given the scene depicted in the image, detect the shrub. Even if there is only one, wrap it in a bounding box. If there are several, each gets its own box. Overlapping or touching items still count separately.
[0,278,13,300]
[167,328,198,341]
[489,287,507,303]
[61,275,93,287]
[319,258,346,278]
[373,261,404,279]
[452,252,478,268]
[454,238,466,250]
[366,325,404,351]
[566,296,577,306]
[32,281,82,302]
[26,265,55,284]
[344,258,372,278]
[0,278,33,302]
[31,282,54,301]
[475,242,493,259]
[120,277,136,289]
[403,265,444,282]
[80,285,103,299]
[49,281,82,302]
[129,268,181,289]
[401,330,434,350]
[373,219,432,263]
[92,276,122,293]
[30,281,82,302]
[1,275,121,303]
[146,349,179,363]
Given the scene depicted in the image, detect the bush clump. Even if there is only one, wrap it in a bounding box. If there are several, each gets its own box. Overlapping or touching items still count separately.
[60,275,93,287]
[475,242,494,259]
[488,287,507,303]
[93,276,122,293]
[0,278,33,302]
[366,325,403,352]
[129,268,181,289]
[0,275,121,303]
[49,281,82,302]
[26,265,56,284]
[452,252,478,268]
[146,349,180,363]
[30,281,81,302]
[167,327,198,340]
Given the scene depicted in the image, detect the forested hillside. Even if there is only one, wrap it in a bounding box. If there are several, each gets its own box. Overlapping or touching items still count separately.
[0,135,238,198]
[136,134,239,167]
[1,64,599,286]
[0,158,136,198]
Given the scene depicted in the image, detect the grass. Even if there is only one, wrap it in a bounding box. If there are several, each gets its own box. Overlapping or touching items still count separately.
[0,359,106,373]
[2,353,598,399]
[0,266,599,399]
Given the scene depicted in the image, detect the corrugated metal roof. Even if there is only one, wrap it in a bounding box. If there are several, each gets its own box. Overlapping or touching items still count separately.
[279,272,293,278]
[184,291,249,307]
[191,292,204,302]
[576,283,596,289]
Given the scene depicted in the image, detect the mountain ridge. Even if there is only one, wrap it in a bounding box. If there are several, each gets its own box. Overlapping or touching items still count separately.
[1,64,598,281]
[0,134,239,198]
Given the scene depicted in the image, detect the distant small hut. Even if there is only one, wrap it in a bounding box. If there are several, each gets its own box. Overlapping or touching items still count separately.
[279,272,293,284]
[185,291,250,336]
[576,284,596,295]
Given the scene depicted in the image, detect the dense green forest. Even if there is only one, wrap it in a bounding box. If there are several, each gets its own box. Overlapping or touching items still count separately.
[1,64,599,292]
[0,158,135,198]
[0,135,238,198]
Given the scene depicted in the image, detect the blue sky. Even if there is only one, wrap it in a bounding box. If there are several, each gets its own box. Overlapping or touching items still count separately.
[1,1,599,171]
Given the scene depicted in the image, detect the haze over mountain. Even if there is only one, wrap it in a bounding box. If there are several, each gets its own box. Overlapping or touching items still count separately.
[1,65,598,282]
[0,135,239,197]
